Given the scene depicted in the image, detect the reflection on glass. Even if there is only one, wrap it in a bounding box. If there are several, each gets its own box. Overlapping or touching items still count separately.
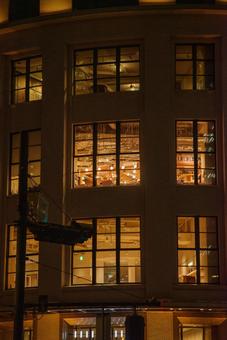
[74,46,140,95]
[72,217,141,286]
[176,44,214,90]
[176,121,216,185]
[12,56,42,104]
[7,225,39,289]
[178,216,219,284]
[73,121,140,187]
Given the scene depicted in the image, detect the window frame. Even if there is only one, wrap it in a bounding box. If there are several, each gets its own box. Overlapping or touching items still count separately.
[176,120,216,185]
[11,55,43,104]
[177,216,219,285]
[73,45,140,95]
[71,216,141,286]
[175,43,215,91]
[72,121,140,188]
[9,129,41,196]
[5,225,39,290]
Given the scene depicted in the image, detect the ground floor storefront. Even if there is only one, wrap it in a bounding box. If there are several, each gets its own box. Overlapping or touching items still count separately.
[0,310,227,339]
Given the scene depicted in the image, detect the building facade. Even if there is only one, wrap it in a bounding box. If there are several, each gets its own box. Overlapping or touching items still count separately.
[0,0,227,339]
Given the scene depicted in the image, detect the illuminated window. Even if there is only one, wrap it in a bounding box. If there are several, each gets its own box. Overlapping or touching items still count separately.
[176,121,216,185]
[179,324,212,340]
[73,121,140,187]
[74,46,140,95]
[176,44,214,90]
[72,217,141,285]
[177,216,219,284]
[6,225,39,289]
[12,56,42,104]
[9,130,41,195]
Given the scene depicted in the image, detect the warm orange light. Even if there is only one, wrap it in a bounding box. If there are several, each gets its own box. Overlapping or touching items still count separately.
[40,0,72,15]
[0,0,9,23]
[140,0,174,3]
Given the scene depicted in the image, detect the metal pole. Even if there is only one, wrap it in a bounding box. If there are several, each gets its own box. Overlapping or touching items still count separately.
[13,131,28,340]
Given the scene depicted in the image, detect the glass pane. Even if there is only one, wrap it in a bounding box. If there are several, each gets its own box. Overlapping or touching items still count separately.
[96,251,116,284]
[74,219,93,250]
[120,62,139,76]
[30,57,42,72]
[26,238,39,254]
[120,154,140,185]
[11,164,19,178]
[121,217,140,249]
[75,50,93,65]
[176,168,194,185]
[120,47,139,61]
[178,233,195,249]
[97,218,116,249]
[176,45,192,59]
[74,156,93,187]
[178,217,195,233]
[9,240,17,256]
[73,268,92,285]
[73,252,92,268]
[98,48,116,63]
[198,153,215,169]
[96,79,116,92]
[176,153,194,184]
[196,45,214,59]
[120,266,141,283]
[97,123,116,154]
[96,155,116,186]
[120,250,140,266]
[200,233,217,249]
[8,273,16,289]
[97,64,116,78]
[196,75,214,90]
[75,65,93,80]
[14,89,26,103]
[28,146,41,161]
[197,121,215,152]
[10,179,19,195]
[75,80,94,95]
[9,226,17,241]
[12,148,20,163]
[15,75,26,89]
[28,162,40,177]
[178,250,196,283]
[176,76,193,90]
[198,168,216,185]
[13,60,26,75]
[29,86,42,101]
[200,250,218,267]
[200,267,219,284]
[120,77,140,92]
[196,61,214,75]
[25,271,38,287]
[199,217,216,232]
[176,61,193,75]
[177,121,193,152]
[121,122,139,153]
[8,257,16,272]
[29,72,42,87]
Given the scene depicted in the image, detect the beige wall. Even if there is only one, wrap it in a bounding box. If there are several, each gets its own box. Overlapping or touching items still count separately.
[146,312,174,340]
[36,314,60,340]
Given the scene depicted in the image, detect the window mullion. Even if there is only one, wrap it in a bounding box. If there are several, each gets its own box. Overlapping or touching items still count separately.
[93,124,97,187]
[116,47,120,92]
[93,218,97,285]
[116,217,120,284]
[94,49,97,93]
[193,45,197,90]
[195,216,201,284]
[26,58,30,102]
[193,121,198,185]
[116,122,120,186]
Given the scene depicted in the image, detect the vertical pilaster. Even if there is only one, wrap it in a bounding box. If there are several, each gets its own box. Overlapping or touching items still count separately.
[39,42,67,297]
